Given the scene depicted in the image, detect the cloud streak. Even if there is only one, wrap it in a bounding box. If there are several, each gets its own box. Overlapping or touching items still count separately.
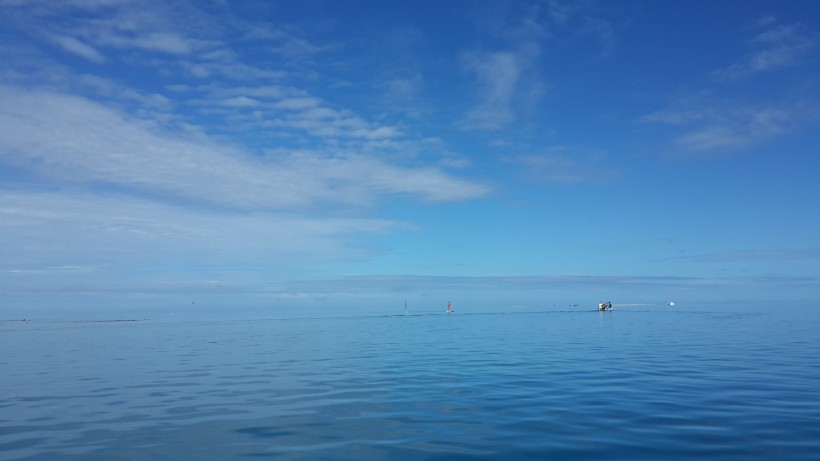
[458,1,615,132]
[50,34,106,63]
[461,51,522,130]
[25,0,208,54]
[0,85,489,210]
[506,146,619,184]
[639,17,819,153]
[0,189,404,274]
[258,274,820,305]
[672,248,820,264]
[641,101,800,152]
[715,18,816,78]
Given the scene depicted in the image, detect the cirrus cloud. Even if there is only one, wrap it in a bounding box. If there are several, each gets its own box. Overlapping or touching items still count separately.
[0,85,489,209]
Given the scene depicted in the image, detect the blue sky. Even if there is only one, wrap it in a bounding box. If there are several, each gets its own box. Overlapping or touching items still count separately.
[2,0,819,315]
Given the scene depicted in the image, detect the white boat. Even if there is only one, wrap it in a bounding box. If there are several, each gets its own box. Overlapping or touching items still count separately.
[598,301,612,311]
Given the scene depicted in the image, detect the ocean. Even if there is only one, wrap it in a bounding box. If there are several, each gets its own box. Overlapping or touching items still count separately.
[2,304,819,460]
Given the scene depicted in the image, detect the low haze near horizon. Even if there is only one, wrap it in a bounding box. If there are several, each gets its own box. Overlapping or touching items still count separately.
[2,0,820,316]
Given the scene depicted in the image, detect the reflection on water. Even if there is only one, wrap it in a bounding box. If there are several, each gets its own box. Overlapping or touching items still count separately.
[2,306,819,460]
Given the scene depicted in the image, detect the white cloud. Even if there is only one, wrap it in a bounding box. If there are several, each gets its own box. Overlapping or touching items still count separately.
[0,190,406,284]
[458,1,603,132]
[242,24,331,60]
[0,86,489,209]
[715,19,816,78]
[267,274,820,304]
[752,24,800,45]
[272,97,322,110]
[506,147,619,184]
[258,102,405,141]
[6,0,216,65]
[74,74,173,114]
[219,96,262,107]
[641,18,818,153]
[639,109,707,125]
[675,127,745,151]
[129,32,192,54]
[674,248,820,264]
[461,51,521,130]
[685,107,790,150]
[50,35,106,62]
[644,104,794,152]
[89,29,198,55]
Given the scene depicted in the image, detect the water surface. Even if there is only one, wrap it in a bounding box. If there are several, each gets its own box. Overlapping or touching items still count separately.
[2,305,819,460]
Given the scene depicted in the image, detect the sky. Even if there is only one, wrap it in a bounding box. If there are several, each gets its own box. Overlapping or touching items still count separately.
[2,0,820,317]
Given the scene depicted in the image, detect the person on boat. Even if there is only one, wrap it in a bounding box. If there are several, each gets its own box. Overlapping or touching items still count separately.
[607,301,612,310]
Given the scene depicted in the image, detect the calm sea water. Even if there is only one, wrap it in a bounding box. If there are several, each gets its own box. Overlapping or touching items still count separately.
[2,305,819,460]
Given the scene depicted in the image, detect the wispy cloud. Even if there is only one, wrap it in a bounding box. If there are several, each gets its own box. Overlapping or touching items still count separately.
[641,101,798,152]
[0,189,405,272]
[264,274,820,302]
[101,31,195,54]
[461,51,523,130]
[673,248,820,264]
[171,88,456,169]
[505,146,619,184]
[4,266,93,276]
[265,105,403,140]
[6,0,226,74]
[242,24,332,61]
[459,1,614,131]
[0,85,489,209]
[0,1,297,117]
[715,18,816,78]
[49,34,106,63]
[640,17,819,153]
[459,7,544,131]
[184,83,405,142]
[678,107,791,151]
[0,188,414,305]
[283,274,708,293]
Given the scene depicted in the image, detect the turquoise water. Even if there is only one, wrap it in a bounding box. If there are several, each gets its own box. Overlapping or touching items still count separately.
[2,305,819,460]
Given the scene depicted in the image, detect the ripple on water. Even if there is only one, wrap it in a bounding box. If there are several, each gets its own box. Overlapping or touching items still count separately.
[1,308,819,460]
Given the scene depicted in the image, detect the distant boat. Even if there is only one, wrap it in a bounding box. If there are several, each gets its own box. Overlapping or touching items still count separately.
[598,301,613,311]
[668,301,676,307]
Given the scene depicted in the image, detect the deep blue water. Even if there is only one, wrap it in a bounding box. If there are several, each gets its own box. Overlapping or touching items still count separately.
[2,305,819,460]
